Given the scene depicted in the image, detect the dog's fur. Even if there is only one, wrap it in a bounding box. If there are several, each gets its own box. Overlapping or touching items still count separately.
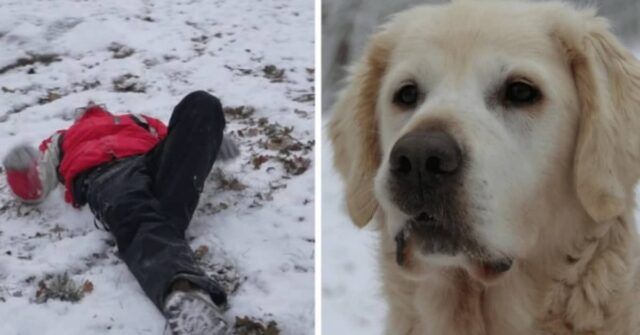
[329,1,640,334]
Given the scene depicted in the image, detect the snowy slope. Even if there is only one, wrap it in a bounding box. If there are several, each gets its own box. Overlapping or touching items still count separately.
[0,0,314,334]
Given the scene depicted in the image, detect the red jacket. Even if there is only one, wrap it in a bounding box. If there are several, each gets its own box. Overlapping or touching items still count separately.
[40,106,168,204]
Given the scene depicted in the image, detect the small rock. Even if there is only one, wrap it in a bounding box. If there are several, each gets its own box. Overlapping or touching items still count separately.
[108,42,135,59]
[112,74,146,93]
[262,65,285,83]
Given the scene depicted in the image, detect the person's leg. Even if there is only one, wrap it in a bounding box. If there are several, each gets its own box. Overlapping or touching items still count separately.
[81,157,227,310]
[146,90,226,231]
[142,91,229,311]
[75,92,228,333]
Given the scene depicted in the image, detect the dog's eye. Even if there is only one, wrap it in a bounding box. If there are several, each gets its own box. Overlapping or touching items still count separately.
[393,84,420,108]
[504,81,541,107]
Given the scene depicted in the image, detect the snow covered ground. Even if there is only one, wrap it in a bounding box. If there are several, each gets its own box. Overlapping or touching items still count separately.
[0,0,314,334]
[321,133,385,335]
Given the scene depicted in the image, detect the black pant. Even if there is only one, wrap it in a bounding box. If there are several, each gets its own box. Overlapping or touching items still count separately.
[74,91,227,310]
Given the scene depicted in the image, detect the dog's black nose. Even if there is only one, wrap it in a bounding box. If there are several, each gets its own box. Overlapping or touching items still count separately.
[389,130,462,187]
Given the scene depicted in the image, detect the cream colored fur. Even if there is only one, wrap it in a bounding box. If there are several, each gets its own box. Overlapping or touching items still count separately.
[329,1,640,334]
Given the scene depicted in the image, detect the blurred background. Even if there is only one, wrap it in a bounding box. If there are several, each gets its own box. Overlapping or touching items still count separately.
[322,0,640,112]
[321,1,640,334]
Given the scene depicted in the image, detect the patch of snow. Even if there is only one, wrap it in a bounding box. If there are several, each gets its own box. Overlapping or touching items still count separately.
[0,0,314,334]
[321,132,386,335]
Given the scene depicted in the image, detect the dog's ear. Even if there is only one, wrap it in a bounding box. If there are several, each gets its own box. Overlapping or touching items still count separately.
[555,10,640,223]
[329,31,392,227]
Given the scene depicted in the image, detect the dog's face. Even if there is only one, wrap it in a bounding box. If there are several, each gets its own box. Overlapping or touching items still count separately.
[374,3,580,279]
[331,1,640,282]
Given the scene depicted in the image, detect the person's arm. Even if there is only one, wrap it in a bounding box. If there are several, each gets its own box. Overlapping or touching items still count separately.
[217,135,239,162]
[3,132,63,204]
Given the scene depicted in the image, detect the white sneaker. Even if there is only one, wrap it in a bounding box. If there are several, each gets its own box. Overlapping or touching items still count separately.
[163,290,231,335]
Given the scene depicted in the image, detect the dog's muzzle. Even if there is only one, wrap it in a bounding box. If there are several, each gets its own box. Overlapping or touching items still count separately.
[387,129,470,261]
[387,129,513,279]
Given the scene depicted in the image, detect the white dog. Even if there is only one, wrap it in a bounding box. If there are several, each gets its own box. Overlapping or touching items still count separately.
[330,1,640,334]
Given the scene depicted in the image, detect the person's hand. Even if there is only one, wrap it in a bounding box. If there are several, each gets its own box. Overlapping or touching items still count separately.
[3,144,43,203]
[217,135,240,162]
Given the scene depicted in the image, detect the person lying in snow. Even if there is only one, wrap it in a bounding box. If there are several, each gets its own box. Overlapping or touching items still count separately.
[2,91,239,335]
